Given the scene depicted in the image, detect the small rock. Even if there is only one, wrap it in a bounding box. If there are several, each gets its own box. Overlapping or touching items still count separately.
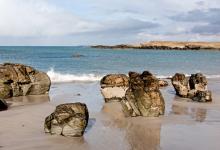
[158,79,169,87]
[44,102,89,137]
[72,54,85,58]
[0,99,8,111]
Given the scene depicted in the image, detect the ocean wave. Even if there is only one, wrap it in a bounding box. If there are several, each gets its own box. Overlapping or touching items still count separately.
[205,75,220,79]
[47,69,220,83]
[47,68,103,83]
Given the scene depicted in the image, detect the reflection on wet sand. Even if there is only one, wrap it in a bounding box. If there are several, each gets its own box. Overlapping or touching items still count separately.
[6,94,50,107]
[171,104,207,122]
[102,103,162,150]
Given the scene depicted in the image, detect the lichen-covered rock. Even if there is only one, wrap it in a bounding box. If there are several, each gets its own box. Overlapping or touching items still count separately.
[44,103,89,137]
[121,71,165,117]
[0,99,8,111]
[171,73,212,102]
[100,74,129,102]
[0,63,51,99]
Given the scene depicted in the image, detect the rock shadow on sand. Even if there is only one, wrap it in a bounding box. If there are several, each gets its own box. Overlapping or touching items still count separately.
[171,104,207,122]
[85,118,96,134]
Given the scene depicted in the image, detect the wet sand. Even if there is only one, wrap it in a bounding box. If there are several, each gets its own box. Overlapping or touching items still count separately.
[1,79,220,150]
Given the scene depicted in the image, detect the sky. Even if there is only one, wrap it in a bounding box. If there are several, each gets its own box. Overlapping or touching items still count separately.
[0,0,220,45]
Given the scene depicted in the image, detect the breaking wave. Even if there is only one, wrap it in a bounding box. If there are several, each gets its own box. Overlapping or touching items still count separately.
[47,68,103,83]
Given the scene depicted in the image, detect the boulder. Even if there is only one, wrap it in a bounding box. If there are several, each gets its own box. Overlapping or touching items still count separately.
[0,99,8,111]
[171,73,212,102]
[0,63,51,99]
[44,103,89,137]
[100,74,129,102]
[171,73,189,97]
[121,71,165,117]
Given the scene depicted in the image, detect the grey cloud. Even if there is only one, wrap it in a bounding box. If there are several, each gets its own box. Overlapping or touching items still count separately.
[170,8,220,24]
[105,19,160,33]
[192,24,220,34]
[170,8,220,34]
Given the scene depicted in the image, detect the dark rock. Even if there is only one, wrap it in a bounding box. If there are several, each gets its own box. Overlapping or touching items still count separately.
[72,54,85,58]
[0,63,51,99]
[100,74,129,102]
[44,103,89,137]
[121,71,165,117]
[0,99,8,111]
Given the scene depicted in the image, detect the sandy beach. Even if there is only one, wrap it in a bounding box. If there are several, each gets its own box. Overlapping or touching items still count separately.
[1,79,220,150]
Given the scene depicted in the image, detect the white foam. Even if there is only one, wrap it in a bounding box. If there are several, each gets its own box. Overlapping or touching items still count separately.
[205,75,220,79]
[47,68,103,83]
[156,74,220,79]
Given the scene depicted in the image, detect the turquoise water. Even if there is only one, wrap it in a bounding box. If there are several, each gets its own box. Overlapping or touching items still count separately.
[0,46,220,82]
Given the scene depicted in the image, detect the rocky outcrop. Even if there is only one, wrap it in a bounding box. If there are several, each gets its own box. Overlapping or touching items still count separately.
[121,71,165,117]
[0,63,51,99]
[44,103,89,137]
[171,73,212,102]
[92,41,220,50]
[0,99,8,111]
[100,74,129,102]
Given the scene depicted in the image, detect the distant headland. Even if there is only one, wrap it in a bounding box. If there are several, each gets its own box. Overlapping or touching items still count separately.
[91,41,220,50]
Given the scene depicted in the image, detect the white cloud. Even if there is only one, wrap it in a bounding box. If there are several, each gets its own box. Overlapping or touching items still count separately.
[0,0,100,37]
[0,0,220,45]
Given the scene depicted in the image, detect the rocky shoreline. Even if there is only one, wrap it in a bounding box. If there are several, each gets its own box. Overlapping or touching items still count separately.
[91,41,220,50]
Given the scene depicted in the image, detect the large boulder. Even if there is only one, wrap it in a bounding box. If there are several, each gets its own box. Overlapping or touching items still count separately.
[171,73,212,102]
[100,74,129,102]
[121,71,165,117]
[0,99,8,111]
[0,63,51,99]
[44,103,89,137]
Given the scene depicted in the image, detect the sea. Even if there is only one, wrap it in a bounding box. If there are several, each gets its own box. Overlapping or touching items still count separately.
[0,46,220,83]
